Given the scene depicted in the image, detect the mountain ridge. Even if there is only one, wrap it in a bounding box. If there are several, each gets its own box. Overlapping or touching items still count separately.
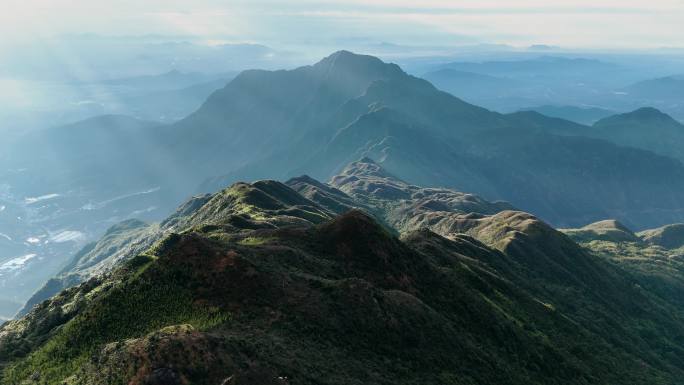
[5,160,684,384]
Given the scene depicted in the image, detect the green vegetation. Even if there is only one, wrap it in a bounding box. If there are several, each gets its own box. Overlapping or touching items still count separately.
[2,250,229,384]
[238,236,275,246]
[5,167,684,384]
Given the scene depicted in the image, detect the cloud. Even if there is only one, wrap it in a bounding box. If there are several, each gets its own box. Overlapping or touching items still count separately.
[0,0,683,49]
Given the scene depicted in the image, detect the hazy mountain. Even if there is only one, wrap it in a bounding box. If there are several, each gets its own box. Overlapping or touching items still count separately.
[591,107,684,162]
[16,219,160,318]
[626,75,684,100]
[519,105,617,125]
[436,56,620,80]
[5,161,684,384]
[421,55,654,113]
[163,50,406,177]
[0,115,181,319]
[200,52,684,229]
[421,69,520,99]
[99,70,235,91]
[6,51,684,316]
[507,107,684,165]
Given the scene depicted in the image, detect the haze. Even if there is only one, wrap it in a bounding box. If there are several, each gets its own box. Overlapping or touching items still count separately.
[2,0,684,50]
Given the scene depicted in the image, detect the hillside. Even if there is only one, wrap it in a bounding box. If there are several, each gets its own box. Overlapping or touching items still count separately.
[563,220,684,309]
[591,108,684,162]
[626,76,684,101]
[7,51,684,314]
[519,105,616,125]
[197,52,684,229]
[4,161,684,384]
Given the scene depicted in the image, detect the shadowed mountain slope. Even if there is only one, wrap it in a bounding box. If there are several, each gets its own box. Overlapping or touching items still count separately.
[198,53,684,230]
[7,51,684,236]
[639,224,684,250]
[591,108,684,162]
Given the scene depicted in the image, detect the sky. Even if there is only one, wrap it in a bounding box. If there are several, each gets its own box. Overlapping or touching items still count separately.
[1,0,684,50]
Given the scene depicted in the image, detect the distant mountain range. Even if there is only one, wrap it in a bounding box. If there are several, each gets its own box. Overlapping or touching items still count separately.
[422,69,520,100]
[194,51,684,229]
[591,107,684,162]
[4,51,684,319]
[435,56,620,79]
[8,51,684,229]
[519,105,617,125]
[421,56,684,120]
[626,75,684,100]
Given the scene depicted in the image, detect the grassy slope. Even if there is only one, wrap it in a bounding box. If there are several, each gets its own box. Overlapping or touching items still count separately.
[3,175,684,384]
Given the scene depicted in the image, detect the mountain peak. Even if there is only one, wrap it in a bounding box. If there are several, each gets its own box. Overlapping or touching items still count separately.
[639,223,684,249]
[312,50,404,82]
[595,107,680,127]
[337,157,401,181]
[563,219,639,243]
[315,50,381,67]
[582,219,634,234]
[629,107,672,120]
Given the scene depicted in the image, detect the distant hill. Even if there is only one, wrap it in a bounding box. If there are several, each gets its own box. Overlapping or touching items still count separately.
[100,69,235,91]
[626,75,684,100]
[639,223,684,249]
[436,56,618,78]
[591,107,684,162]
[198,52,684,229]
[519,105,616,125]
[563,218,684,310]
[422,69,519,99]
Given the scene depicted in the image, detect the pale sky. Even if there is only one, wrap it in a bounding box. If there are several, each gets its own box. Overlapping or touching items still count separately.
[1,0,684,49]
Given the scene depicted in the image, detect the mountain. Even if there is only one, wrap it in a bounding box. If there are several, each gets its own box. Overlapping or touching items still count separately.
[97,71,234,122]
[15,219,160,318]
[161,50,407,177]
[7,51,684,312]
[639,223,684,250]
[563,219,684,309]
[421,69,520,100]
[4,161,684,384]
[108,78,231,122]
[100,70,234,91]
[422,56,646,113]
[561,219,641,243]
[436,56,619,79]
[0,115,181,319]
[626,75,684,100]
[591,108,684,162]
[190,52,684,230]
[9,51,684,232]
[519,105,616,125]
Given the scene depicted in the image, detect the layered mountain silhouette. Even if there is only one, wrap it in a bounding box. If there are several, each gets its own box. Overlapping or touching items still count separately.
[4,159,684,384]
[6,51,684,233]
[519,105,616,125]
[626,75,684,101]
[195,52,684,229]
[591,107,684,162]
[563,218,684,310]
